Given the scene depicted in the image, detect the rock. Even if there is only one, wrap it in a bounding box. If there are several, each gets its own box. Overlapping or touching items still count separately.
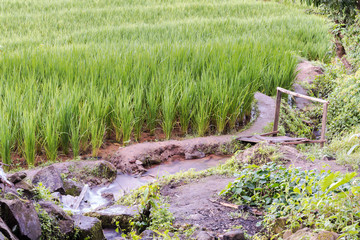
[51,192,61,201]
[223,230,246,240]
[135,160,143,165]
[185,151,205,160]
[7,172,26,184]
[0,199,41,240]
[93,161,117,180]
[63,179,84,196]
[313,231,339,240]
[140,230,159,240]
[283,230,292,239]
[32,165,64,194]
[272,217,288,234]
[192,231,215,240]
[38,201,74,236]
[14,180,34,199]
[72,214,105,240]
[0,217,19,240]
[101,192,115,202]
[284,228,339,240]
[84,205,138,230]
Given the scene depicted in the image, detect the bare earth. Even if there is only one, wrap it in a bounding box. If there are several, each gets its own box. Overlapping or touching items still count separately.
[161,175,262,236]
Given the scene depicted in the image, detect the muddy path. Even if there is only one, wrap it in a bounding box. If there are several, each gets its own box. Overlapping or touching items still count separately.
[110,92,275,174]
[162,175,261,236]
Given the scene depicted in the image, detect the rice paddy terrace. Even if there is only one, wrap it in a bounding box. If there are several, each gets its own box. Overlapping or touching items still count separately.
[0,0,330,167]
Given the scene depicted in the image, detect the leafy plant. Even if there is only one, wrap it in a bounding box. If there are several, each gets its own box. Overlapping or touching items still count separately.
[264,171,360,238]
[33,182,54,202]
[220,163,320,208]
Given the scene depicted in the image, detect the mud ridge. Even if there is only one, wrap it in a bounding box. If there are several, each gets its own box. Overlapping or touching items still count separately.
[110,92,275,174]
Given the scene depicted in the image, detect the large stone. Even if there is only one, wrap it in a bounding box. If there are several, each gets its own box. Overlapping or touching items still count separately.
[84,205,138,230]
[0,218,19,240]
[92,161,117,180]
[192,231,215,240]
[72,215,105,240]
[32,165,64,194]
[284,228,339,240]
[63,179,84,196]
[185,151,206,160]
[7,172,26,184]
[223,230,246,240]
[38,201,74,236]
[0,199,41,240]
[14,180,34,199]
[313,231,339,240]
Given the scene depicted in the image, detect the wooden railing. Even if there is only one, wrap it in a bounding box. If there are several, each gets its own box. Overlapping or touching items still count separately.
[273,87,329,147]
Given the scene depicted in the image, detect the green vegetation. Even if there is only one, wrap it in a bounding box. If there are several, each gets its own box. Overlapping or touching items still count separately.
[33,182,55,202]
[0,0,330,166]
[264,170,360,239]
[118,184,177,239]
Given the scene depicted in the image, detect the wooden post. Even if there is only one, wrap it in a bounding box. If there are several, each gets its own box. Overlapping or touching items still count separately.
[273,89,282,136]
[320,102,329,148]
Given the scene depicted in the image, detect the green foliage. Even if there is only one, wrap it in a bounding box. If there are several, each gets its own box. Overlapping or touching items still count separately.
[33,182,54,202]
[343,14,360,68]
[35,204,64,240]
[327,70,360,138]
[309,61,345,99]
[327,125,360,168]
[301,0,359,25]
[119,184,175,238]
[279,100,314,138]
[264,171,360,238]
[220,163,321,208]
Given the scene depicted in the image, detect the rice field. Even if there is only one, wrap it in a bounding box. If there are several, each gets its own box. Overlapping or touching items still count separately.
[0,0,330,166]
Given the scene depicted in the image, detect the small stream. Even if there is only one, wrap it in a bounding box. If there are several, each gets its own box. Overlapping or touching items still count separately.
[62,155,228,214]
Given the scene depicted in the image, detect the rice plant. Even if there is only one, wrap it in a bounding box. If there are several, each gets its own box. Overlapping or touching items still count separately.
[0,0,332,166]
[0,112,13,167]
[22,111,37,166]
[161,86,178,139]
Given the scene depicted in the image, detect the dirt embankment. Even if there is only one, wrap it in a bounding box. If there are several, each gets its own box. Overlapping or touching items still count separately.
[109,92,275,174]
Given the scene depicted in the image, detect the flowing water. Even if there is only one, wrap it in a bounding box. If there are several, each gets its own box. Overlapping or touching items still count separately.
[62,155,228,213]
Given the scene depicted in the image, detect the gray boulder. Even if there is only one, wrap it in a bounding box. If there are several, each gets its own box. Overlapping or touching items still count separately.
[14,180,34,199]
[85,205,138,230]
[63,179,84,196]
[192,231,215,240]
[72,215,105,240]
[38,201,74,236]
[7,172,26,184]
[284,228,339,240]
[223,230,246,240]
[0,217,19,240]
[185,150,205,160]
[0,199,41,240]
[93,161,117,180]
[32,165,64,194]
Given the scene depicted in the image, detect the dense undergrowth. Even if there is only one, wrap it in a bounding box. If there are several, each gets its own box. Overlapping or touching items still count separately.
[0,0,331,166]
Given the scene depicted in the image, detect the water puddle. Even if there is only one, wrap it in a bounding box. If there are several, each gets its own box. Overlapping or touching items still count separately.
[61,155,228,213]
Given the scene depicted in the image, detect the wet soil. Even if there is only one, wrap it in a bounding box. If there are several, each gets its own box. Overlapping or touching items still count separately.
[161,175,262,236]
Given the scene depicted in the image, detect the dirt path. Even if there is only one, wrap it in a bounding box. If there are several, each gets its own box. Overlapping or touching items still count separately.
[293,60,323,109]
[110,92,275,174]
[162,175,261,236]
